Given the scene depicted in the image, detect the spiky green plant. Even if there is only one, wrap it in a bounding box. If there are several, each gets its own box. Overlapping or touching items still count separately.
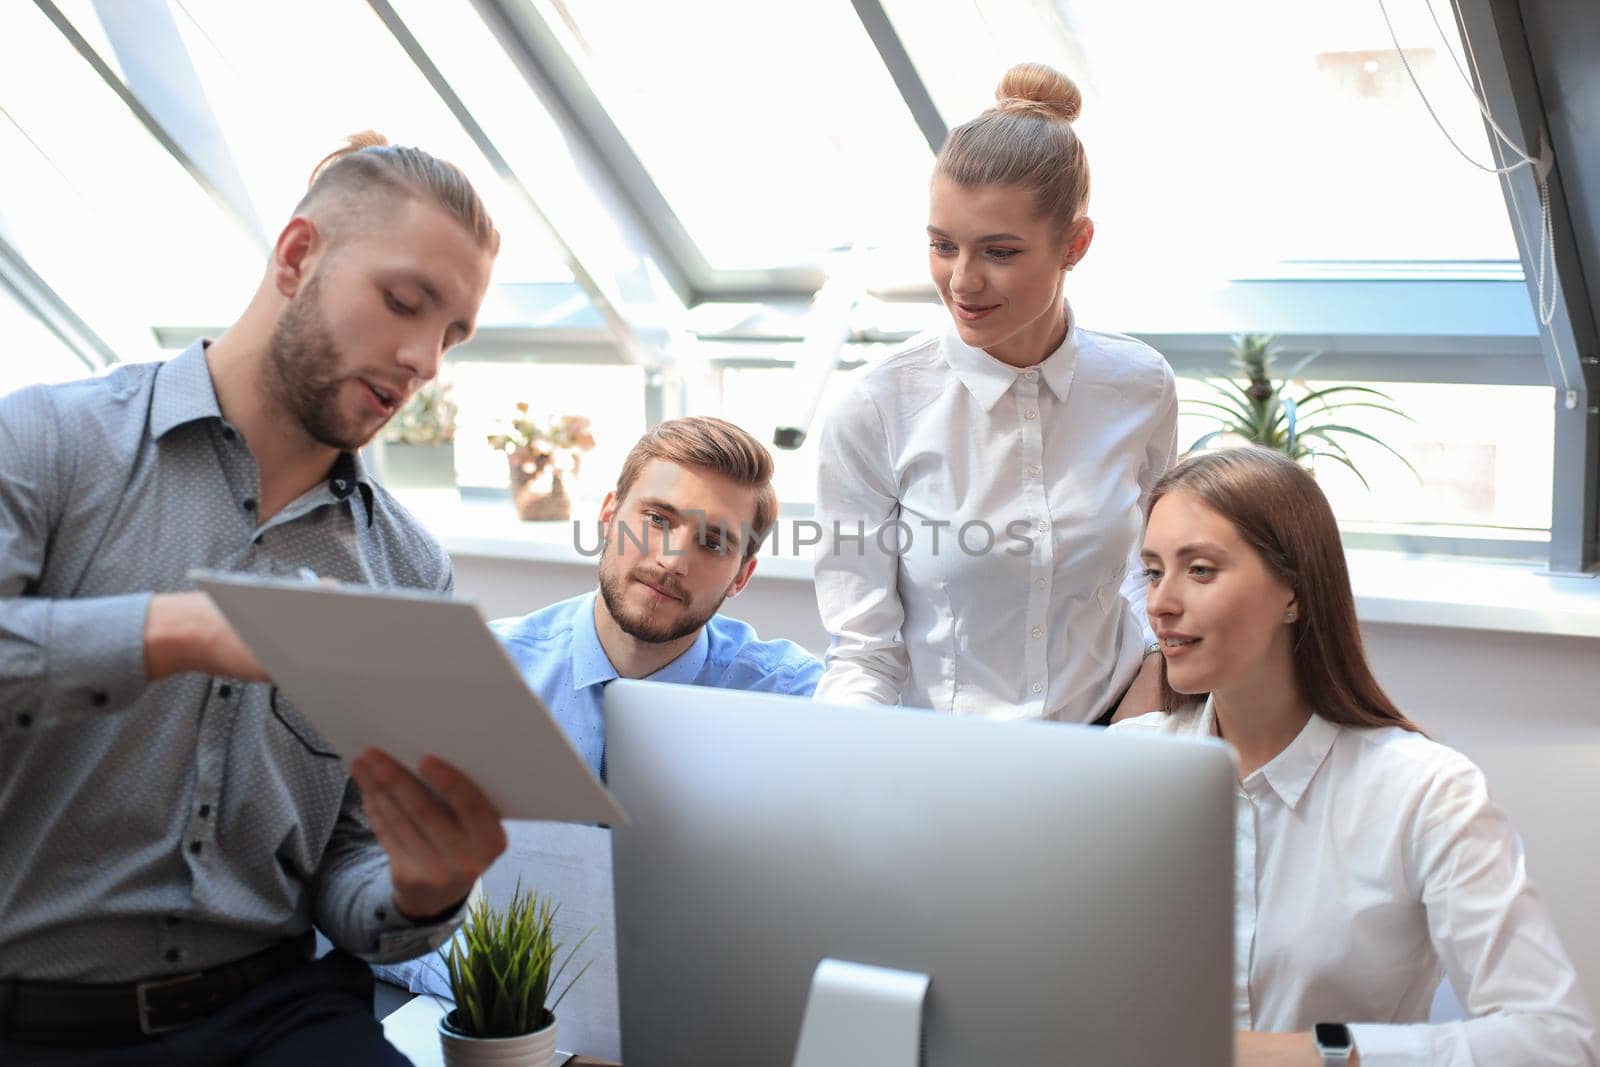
[1185,334,1419,488]
[440,883,594,1038]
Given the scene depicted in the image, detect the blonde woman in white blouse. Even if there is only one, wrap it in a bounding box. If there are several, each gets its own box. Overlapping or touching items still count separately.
[1115,446,1595,1066]
[813,62,1176,723]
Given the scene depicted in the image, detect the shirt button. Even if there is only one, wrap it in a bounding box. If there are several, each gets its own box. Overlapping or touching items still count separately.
[164,915,182,928]
[90,691,108,708]
[1023,410,1038,420]
[241,498,257,512]
[1032,682,1043,694]
[1036,578,1047,588]
[1031,627,1042,638]
[1037,520,1049,532]
[198,804,211,819]
[1024,370,1038,381]
[1027,464,1041,476]
[217,684,232,700]
[16,712,32,728]
[221,427,235,441]
[375,907,388,922]
[165,948,183,963]
[189,841,203,855]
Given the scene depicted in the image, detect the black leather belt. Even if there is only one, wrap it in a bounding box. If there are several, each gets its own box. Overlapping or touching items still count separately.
[0,931,316,1043]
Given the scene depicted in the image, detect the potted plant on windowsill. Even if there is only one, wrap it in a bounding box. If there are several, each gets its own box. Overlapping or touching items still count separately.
[486,407,597,522]
[436,883,593,1067]
[377,377,459,490]
[1184,334,1419,487]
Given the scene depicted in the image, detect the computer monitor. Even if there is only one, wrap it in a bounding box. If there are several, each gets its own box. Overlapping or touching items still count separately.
[603,680,1236,1066]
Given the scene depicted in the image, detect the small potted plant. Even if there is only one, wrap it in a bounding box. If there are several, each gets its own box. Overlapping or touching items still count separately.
[378,377,458,489]
[436,883,593,1067]
[486,407,597,521]
[1184,334,1418,487]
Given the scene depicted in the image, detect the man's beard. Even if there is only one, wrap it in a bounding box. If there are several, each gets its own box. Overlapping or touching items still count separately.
[266,274,373,452]
[597,549,727,645]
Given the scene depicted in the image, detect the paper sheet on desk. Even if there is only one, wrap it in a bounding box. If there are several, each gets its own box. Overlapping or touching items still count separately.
[194,571,623,825]
[392,823,621,1061]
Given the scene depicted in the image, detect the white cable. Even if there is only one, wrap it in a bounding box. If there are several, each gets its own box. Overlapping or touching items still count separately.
[1446,0,1562,334]
[1424,0,1538,166]
[1379,0,1562,353]
[1376,0,1530,175]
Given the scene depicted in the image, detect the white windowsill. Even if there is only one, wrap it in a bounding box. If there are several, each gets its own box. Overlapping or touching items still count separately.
[402,492,1600,641]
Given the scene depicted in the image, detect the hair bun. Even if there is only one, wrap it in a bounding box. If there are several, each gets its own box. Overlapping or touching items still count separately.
[994,63,1082,122]
[307,130,392,187]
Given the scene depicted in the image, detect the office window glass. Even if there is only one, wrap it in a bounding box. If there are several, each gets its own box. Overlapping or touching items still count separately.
[883,0,1521,285]
[449,361,646,499]
[0,285,91,395]
[1174,376,1553,537]
[526,0,935,273]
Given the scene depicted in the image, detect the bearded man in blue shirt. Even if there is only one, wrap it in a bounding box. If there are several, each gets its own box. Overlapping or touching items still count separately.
[494,415,822,778]
[372,416,819,1009]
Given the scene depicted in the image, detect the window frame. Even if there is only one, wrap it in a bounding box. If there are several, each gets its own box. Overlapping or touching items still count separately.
[14,0,1593,573]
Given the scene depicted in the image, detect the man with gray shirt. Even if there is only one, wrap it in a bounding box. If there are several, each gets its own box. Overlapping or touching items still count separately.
[0,135,507,1063]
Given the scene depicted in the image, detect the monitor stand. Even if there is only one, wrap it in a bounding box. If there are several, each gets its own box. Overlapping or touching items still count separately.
[791,958,930,1067]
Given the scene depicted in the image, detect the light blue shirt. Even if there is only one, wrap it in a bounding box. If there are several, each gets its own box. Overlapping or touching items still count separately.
[492,591,823,777]
[372,591,822,998]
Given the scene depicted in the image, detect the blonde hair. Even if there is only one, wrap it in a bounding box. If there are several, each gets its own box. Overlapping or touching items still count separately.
[936,63,1090,236]
[297,130,500,255]
[615,417,778,561]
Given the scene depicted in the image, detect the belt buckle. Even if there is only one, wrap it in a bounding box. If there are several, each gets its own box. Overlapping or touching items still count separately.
[135,972,203,1036]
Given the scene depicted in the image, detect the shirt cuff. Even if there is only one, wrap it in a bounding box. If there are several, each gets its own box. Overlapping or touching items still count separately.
[47,593,152,713]
[359,875,479,963]
[1347,1022,1431,1065]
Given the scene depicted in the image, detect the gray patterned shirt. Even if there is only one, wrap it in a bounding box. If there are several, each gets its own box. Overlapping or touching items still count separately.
[0,340,463,981]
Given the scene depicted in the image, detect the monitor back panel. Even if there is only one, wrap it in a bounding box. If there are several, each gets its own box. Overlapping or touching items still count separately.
[606,682,1234,1066]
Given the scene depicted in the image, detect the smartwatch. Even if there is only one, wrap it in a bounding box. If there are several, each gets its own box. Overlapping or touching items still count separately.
[1314,1022,1353,1064]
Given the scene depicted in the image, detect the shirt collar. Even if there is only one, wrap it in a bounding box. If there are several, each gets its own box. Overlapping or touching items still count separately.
[332,450,377,527]
[1203,695,1340,810]
[150,340,225,440]
[940,301,1080,411]
[152,339,377,525]
[572,592,621,691]
[572,591,714,690]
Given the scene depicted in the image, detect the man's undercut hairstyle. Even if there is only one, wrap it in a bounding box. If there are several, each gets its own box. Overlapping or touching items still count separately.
[615,417,779,561]
[297,130,500,254]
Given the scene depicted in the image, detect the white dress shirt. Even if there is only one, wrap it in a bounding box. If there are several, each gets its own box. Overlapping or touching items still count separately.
[1112,700,1597,1066]
[812,309,1176,722]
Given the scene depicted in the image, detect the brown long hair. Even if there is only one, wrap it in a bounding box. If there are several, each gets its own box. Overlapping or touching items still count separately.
[1151,447,1421,732]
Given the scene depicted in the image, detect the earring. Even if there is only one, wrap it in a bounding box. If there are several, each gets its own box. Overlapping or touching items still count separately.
[1285,610,1297,623]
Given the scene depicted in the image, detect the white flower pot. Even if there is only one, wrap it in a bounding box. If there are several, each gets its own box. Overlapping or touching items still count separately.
[438,1010,559,1067]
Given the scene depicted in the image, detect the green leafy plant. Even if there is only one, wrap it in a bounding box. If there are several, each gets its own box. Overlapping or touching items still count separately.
[440,883,593,1039]
[381,378,458,446]
[1185,334,1419,488]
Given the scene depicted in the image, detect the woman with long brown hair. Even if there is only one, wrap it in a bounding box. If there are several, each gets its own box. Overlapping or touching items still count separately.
[1114,447,1594,1066]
